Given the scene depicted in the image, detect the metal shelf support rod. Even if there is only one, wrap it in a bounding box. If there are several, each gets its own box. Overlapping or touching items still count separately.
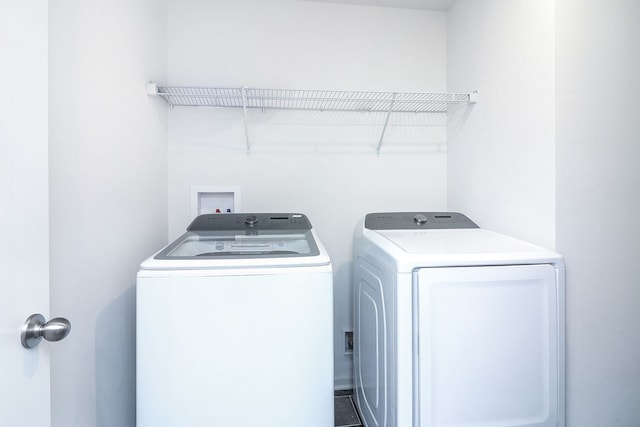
[376,93,398,156]
[241,86,251,156]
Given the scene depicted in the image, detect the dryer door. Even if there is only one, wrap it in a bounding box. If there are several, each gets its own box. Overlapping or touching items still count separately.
[416,264,561,427]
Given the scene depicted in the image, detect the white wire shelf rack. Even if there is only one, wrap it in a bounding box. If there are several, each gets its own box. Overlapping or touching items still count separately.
[146,82,478,154]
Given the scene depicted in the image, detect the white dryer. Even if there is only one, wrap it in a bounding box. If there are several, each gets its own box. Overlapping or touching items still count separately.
[137,213,333,427]
[353,212,565,427]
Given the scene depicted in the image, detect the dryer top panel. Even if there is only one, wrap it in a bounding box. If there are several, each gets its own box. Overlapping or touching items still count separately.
[356,213,564,269]
[361,228,564,269]
[376,228,544,255]
[365,212,478,230]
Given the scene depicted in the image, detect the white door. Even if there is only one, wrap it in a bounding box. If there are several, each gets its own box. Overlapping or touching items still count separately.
[0,1,54,426]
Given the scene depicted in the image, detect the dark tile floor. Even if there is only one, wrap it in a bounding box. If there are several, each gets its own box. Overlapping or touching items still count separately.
[334,390,363,427]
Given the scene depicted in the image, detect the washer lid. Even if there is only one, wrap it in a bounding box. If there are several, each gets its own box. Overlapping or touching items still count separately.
[156,214,319,260]
[139,213,331,271]
[155,230,318,259]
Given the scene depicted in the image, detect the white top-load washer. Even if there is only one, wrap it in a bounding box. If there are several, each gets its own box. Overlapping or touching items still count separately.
[137,213,333,427]
[353,212,565,427]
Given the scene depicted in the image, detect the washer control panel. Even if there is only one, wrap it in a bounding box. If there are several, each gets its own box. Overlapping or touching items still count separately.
[187,213,312,232]
[365,212,478,230]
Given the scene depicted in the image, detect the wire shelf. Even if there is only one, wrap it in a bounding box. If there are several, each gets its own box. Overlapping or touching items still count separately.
[149,84,474,113]
[146,82,477,154]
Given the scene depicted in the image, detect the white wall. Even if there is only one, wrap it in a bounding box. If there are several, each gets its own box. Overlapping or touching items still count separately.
[556,1,640,425]
[48,0,167,425]
[446,0,556,249]
[166,0,448,388]
[449,1,640,425]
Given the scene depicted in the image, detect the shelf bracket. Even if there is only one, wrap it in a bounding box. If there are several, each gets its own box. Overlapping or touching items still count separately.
[146,81,174,109]
[145,81,158,96]
[376,93,398,156]
[241,86,251,156]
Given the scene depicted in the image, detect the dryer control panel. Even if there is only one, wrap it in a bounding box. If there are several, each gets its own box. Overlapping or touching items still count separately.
[365,212,478,230]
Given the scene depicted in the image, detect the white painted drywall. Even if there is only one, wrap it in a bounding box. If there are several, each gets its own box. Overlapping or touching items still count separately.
[166,0,448,388]
[48,1,167,426]
[556,1,640,425]
[446,0,556,249]
[449,1,640,425]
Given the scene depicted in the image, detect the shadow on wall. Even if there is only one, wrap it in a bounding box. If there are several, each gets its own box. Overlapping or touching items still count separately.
[446,101,476,149]
[96,285,136,427]
[168,107,452,154]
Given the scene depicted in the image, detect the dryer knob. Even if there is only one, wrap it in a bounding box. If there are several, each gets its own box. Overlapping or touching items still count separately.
[414,214,428,225]
[245,215,259,226]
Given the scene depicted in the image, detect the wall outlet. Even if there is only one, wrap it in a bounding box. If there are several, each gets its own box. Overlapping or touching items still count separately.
[344,331,354,354]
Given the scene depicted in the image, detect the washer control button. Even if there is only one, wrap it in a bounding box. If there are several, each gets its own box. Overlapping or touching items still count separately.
[245,215,259,226]
[413,214,428,225]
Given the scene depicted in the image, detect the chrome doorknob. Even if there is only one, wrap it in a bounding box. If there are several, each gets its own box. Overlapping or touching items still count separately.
[21,314,71,349]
